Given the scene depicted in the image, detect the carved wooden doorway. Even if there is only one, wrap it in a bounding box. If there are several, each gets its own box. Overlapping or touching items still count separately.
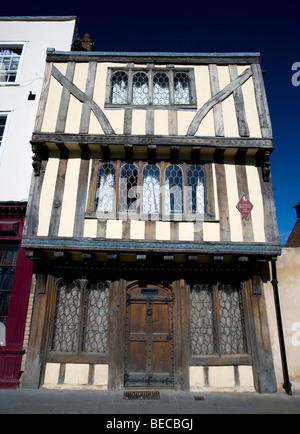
[124,283,174,388]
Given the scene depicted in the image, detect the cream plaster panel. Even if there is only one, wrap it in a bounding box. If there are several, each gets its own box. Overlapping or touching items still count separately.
[64,363,89,385]
[130,220,145,239]
[132,110,146,135]
[203,222,220,241]
[237,66,262,137]
[41,64,67,132]
[88,110,102,134]
[58,156,81,237]
[189,366,205,390]
[211,163,219,220]
[94,364,109,388]
[106,219,123,239]
[156,221,171,240]
[189,366,254,391]
[154,110,168,135]
[177,111,194,136]
[84,219,98,238]
[224,160,243,242]
[64,94,82,134]
[64,63,89,134]
[246,163,265,242]
[193,65,215,136]
[265,249,300,390]
[178,222,194,241]
[209,366,235,389]
[43,363,60,385]
[105,109,124,135]
[238,366,255,391]
[37,155,59,236]
[218,66,239,137]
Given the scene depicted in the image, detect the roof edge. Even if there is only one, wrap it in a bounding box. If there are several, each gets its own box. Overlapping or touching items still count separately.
[0,16,77,21]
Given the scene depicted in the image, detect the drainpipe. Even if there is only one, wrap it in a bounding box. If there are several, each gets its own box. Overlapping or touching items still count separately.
[271,259,292,395]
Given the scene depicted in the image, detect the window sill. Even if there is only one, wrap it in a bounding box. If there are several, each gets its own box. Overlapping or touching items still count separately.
[191,354,251,366]
[104,103,197,111]
[0,82,20,87]
[85,212,218,223]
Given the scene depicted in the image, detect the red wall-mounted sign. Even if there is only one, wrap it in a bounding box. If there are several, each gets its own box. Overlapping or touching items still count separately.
[236,194,253,220]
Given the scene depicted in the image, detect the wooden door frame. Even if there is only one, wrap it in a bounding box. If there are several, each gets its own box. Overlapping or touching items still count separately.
[108,278,190,391]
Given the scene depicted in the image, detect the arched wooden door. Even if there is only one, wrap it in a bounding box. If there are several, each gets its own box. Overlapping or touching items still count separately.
[124,284,174,388]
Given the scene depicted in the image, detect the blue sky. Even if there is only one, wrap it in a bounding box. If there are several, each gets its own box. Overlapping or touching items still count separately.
[2,0,299,242]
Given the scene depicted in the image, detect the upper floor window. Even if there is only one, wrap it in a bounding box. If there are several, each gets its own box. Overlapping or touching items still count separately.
[110,71,128,104]
[187,165,206,214]
[118,163,138,213]
[94,161,208,220]
[0,45,23,83]
[106,67,196,108]
[142,164,160,214]
[95,163,116,213]
[165,164,183,214]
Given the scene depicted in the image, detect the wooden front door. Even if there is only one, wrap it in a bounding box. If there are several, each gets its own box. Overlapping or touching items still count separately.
[124,284,174,388]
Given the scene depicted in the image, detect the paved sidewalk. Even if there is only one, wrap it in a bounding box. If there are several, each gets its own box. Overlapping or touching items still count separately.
[0,388,300,414]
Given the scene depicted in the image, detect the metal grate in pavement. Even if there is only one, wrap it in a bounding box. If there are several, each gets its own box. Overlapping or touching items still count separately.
[123,391,160,400]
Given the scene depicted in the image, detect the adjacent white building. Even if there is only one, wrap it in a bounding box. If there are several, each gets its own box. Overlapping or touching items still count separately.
[0,16,78,389]
[0,16,77,201]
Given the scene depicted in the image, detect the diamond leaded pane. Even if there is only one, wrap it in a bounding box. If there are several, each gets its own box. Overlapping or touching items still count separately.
[187,165,206,214]
[218,284,248,355]
[119,163,138,212]
[110,71,128,104]
[132,72,149,105]
[142,164,160,213]
[165,164,183,213]
[174,72,191,104]
[96,163,116,212]
[81,282,109,353]
[153,72,170,105]
[190,284,216,355]
[51,280,81,353]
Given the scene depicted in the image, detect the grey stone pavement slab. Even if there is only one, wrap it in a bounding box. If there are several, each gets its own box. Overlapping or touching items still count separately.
[0,388,299,415]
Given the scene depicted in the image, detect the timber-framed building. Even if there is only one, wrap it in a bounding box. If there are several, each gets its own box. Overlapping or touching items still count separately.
[22,50,281,392]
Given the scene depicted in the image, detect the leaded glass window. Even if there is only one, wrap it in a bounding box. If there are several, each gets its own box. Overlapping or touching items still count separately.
[142,164,160,214]
[187,165,206,214]
[51,280,81,353]
[96,163,116,213]
[81,282,109,353]
[91,162,209,219]
[106,67,196,108]
[119,163,138,212]
[132,72,149,105]
[190,283,248,357]
[110,71,128,104]
[153,72,170,105]
[174,72,192,104]
[165,164,183,214]
[190,284,216,355]
[51,279,109,355]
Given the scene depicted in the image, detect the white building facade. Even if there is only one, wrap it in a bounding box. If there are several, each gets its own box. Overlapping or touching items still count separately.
[0,16,77,388]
